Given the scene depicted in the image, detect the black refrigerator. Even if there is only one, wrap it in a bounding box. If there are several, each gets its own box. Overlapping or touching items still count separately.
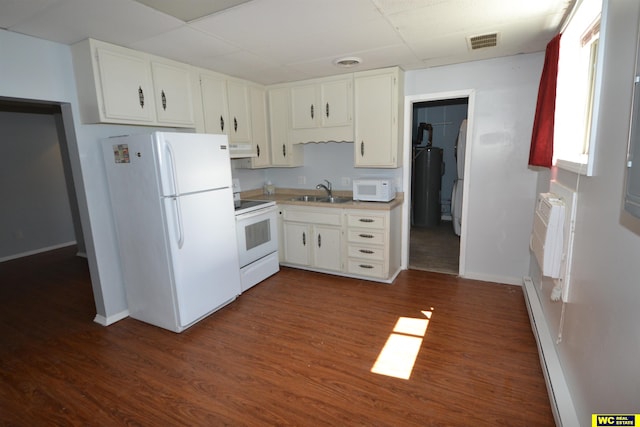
[412,146,443,227]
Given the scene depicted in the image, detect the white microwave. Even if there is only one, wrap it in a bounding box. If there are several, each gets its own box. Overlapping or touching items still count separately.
[353,179,396,202]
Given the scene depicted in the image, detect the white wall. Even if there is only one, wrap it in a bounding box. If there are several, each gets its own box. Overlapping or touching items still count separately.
[0,29,161,322]
[0,111,76,259]
[405,53,544,284]
[532,0,640,423]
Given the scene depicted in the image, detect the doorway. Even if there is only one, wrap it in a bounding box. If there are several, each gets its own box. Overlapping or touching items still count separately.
[408,96,469,274]
[0,98,84,259]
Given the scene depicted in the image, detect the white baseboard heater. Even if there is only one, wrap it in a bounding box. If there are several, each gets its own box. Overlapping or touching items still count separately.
[522,276,580,427]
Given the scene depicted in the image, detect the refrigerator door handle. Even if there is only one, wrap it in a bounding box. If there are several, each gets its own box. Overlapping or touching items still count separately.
[172,196,185,249]
[165,141,181,196]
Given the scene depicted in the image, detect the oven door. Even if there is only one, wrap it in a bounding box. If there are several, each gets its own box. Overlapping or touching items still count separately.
[235,206,278,268]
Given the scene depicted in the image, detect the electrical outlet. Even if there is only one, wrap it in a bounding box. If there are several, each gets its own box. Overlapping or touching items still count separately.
[341,177,351,186]
[297,176,306,185]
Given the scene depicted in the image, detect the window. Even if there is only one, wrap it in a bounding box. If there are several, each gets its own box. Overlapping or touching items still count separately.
[554,0,605,176]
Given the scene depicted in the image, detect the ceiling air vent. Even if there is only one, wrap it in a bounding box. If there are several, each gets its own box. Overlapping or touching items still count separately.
[468,33,499,50]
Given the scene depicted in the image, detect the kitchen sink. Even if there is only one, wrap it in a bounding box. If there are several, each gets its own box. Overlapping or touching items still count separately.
[321,196,351,204]
[291,195,352,203]
[291,195,325,202]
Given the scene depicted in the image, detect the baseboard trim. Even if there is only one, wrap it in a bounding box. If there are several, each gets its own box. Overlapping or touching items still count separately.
[94,310,129,326]
[462,271,522,286]
[522,276,579,427]
[0,241,77,263]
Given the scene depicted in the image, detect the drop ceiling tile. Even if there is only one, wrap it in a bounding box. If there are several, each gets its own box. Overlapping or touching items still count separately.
[133,0,253,22]
[9,0,183,45]
[254,18,404,65]
[0,0,65,29]
[129,26,239,65]
[196,49,284,83]
[190,0,380,54]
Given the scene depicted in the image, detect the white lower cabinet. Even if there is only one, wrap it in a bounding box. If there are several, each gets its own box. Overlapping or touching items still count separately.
[281,206,343,272]
[345,210,390,279]
[279,204,401,282]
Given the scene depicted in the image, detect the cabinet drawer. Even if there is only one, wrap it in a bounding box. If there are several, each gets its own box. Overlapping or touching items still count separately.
[347,259,384,278]
[346,213,386,229]
[284,209,342,226]
[347,244,385,261]
[347,229,384,245]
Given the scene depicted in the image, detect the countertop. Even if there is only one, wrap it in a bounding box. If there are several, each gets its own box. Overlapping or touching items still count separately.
[240,188,403,211]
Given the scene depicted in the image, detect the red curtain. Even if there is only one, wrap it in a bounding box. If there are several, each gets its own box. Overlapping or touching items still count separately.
[529,33,562,168]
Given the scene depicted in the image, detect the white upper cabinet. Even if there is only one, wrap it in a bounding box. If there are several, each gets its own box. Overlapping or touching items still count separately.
[242,85,271,167]
[95,47,156,123]
[269,87,303,167]
[287,75,353,143]
[71,39,195,128]
[226,80,252,145]
[200,71,263,159]
[354,67,404,168]
[200,72,229,135]
[291,84,317,129]
[151,59,195,126]
[320,78,352,128]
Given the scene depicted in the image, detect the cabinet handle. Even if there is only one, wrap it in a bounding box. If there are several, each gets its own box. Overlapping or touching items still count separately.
[359,264,374,269]
[302,231,306,246]
[359,249,374,254]
[359,218,374,223]
[310,104,314,119]
[282,144,287,157]
[359,233,374,239]
[234,117,238,132]
[360,141,364,156]
[256,144,261,157]
[220,116,225,132]
[138,86,144,108]
[161,90,167,110]
[325,102,329,118]
[318,234,321,248]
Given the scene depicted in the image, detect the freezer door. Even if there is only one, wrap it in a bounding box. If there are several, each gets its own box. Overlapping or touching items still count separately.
[154,132,232,196]
[163,187,241,328]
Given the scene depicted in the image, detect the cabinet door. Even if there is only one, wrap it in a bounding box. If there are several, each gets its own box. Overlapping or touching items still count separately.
[313,225,342,271]
[200,74,229,135]
[321,79,352,127]
[270,88,291,166]
[283,222,311,266]
[291,84,317,129]
[227,81,252,143]
[96,47,156,123]
[249,85,270,166]
[151,60,195,126]
[354,71,398,167]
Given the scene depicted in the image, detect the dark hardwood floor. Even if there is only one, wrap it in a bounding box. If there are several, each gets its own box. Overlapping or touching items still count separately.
[0,246,554,426]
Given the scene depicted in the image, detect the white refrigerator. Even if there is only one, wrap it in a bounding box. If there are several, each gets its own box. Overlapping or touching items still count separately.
[101,132,241,332]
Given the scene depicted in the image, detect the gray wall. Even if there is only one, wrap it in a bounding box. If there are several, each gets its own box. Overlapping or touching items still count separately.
[532,0,640,424]
[405,53,544,284]
[232,142,403,193]
[0,111,76,260]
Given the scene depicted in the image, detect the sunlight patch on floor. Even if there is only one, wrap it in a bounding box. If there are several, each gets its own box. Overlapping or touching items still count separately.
[371,309,433,380]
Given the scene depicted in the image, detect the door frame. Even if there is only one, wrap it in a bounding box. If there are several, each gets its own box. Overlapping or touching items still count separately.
[401,90,475,276]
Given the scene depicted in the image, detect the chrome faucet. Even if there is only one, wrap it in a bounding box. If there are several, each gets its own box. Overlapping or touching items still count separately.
[316,179,332,198]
